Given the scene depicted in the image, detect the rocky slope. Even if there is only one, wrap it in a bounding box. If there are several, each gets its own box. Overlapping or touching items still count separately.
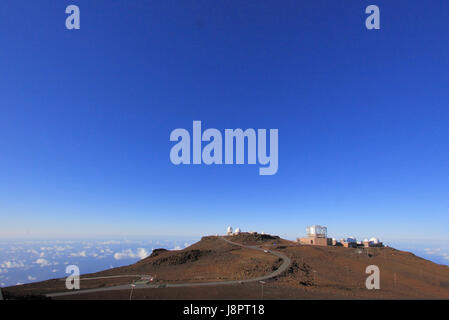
[4,234,449,299]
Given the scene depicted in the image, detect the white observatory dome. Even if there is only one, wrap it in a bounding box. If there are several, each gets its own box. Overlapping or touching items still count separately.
[227,226,233,234]
[347,237,357,243]
[369,237,379,244]
[363,238,369,242]
[234,228,241,235]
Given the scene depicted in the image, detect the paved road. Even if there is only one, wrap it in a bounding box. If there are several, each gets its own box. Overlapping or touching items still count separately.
[59,275,150,281]
[47,237,291,298]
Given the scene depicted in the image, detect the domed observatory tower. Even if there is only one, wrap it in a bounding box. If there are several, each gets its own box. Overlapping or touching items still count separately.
[341,236,358,248]
[307,225,327,238]
[227,226,233,236]
[365,237,383,247]
[298,225,331,246]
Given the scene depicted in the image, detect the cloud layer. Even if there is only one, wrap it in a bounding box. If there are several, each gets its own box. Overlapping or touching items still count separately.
[113,248,150,260]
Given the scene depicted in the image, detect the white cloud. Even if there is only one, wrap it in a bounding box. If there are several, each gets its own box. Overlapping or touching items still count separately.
[100,240,121,245]
[174,243,189,250]
[113,248,149,260]
[35,258,51,267]
[424,248,441,255]
[424,248,449,260]
[27,249,39,255]
[1,260,25,269]
[69,251,87,257]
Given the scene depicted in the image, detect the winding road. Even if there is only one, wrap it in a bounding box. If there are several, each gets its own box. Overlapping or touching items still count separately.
[47,237,291,298]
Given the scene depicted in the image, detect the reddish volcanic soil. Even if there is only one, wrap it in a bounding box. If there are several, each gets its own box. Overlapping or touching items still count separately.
[4,234,449,299]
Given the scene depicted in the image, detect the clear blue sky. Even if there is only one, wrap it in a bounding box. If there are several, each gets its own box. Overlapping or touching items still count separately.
[0,0,448,241]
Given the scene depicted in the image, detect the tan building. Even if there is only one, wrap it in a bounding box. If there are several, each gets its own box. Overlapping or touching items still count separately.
[297,225,332,246]
[298,235,332,246]
[341,240,357,248]
[364,238,383,247]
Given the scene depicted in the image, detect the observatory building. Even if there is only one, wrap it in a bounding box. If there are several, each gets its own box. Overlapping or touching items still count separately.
[297,225,332,246]
[297,225,384,248]
[227,226,233,235]
[340,236,358,248]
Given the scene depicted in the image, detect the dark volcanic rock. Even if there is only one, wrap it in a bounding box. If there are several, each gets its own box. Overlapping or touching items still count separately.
[272,258,283,271]
[150,248,168,257]
[286,260,314,286]
[152,249,212,266]
[231,233,281,244]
